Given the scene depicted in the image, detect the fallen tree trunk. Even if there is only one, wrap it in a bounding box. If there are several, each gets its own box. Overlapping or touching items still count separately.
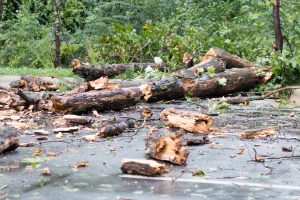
[177,57,226,79]
[145,131,189,165]
[51,87,141,114]
[121,159,169,176]
[202,47,259,69]
[10,75,58,91]
[140,77,185,102]
[160,108,213,134]
[96,119,136,137]
[182,68,267,98]
[0,134,19,154]
[73,63,166,81]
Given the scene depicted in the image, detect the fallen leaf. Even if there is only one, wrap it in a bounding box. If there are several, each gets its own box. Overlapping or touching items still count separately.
[33,149,44,155]
[47,152,57,157]
[40,167,51,176]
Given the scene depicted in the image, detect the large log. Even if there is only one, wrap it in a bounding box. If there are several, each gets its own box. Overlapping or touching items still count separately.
[140,77,184,102]
[121,159,169,176]
[73,62,166,81]
[145,131,189,165]
[182,68,266,98]
[51,87,141,114]
[160,108,213,134]
[177,57,226,79]
[202,47,259,69]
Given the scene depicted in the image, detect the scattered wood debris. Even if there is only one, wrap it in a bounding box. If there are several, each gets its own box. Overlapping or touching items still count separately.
[82,135,98,142]
[63,115,94,125]
[239,127,277,139]
[121,159,169,176]
[33,129,50,136]
[160,108,213,134]
[10,75,58,91]
[40,167,51,176]
[145,131,189,165]
[72,161,89,169]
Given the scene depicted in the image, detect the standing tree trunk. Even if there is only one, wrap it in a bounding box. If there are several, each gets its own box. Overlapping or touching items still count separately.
[273,0,283,52]
[53,0,61,68]
[0,0,3,21]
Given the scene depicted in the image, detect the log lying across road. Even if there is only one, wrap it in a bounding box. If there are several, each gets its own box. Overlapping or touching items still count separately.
[73,62,167,81]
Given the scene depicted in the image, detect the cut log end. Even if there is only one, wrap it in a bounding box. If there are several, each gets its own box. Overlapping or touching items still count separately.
[146,134,189,165]
[121,159,169,176]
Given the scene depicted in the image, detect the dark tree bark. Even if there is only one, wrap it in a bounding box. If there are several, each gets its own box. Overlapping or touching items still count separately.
[53,0,61,68]
[273,0,283,52]
[0,0,3,21]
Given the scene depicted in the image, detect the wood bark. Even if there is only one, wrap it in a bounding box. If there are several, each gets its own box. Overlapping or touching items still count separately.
[10,75,58,91]
[72,63,166,81]
[182,68,266,98]
[121,159,169,176]
[160,108,213,134]
[97,119,135,137]
[145,131,189,165]
[202,47,258,69]
[51,87,141,114]
[0,134,19,154]
[53,0,61,68]
[177,57,226,79]
[0,90,26,109]
[63,115,94,125]
[140,77,184,102]
[0,0,3,21]
[273,0,283,52]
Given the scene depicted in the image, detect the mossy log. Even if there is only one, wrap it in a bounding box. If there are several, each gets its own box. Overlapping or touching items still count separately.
[73,63,166,81]
[160,108,213,134]
[121,159,169,176]
[202,47,259,69]
[140,77,185,102]
[51,87,141,114]
[177,57,226,79]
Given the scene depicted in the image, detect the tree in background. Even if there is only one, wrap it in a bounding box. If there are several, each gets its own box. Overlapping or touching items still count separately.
[0,0,3,21]
[53,0,61,68]
[272,0,283,52]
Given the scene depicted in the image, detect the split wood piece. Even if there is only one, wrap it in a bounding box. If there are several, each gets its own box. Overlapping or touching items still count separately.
[51,87,141,114]
[182,68,268,98]
[140,77,185,102]
[10,75,58,91]
[182,135,210,146]
[121,159,169,176]
[160,108,213,134]
[145,132,189,165]
[0,134,19,154]
[202,47,259,69]
[63,115,94,125]
[72,62,166,81]
[239,127,277,139]
[0,90,26,109]
[53,126,80,133]
[97,119,135,137]
[177,57,226,79]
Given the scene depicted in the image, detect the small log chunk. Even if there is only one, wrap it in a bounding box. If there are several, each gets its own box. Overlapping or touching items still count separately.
[177,57,226,79]
[182,68,267,98]
[73,62,166,81]
[239,127,277,139]
[182,135,210,146]
[121,159,169,176]
[53,126,80,133]
[160,108,213,134]
[0,134,19,154]
[140,77,184,102]
[97,119,135,137]
[145,133,189,165]
[63,115,94,125]
[10,75,58,91]
[202,47,258,69]
[225,96,251,105]
[51,87,141,114]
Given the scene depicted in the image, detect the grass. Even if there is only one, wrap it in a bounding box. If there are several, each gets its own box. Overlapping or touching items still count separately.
[0,67,77,77]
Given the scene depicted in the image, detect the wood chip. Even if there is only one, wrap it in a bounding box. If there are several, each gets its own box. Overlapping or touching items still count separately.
[121,159,169,176]
[53,127,80,133]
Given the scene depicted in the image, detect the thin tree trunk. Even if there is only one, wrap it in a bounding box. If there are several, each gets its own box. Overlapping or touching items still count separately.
[0,0,3,21]
[53,0,61,68]
[273,0,283,52]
